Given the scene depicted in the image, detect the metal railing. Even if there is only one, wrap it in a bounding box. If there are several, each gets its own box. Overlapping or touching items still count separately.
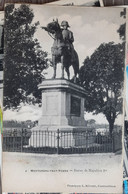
[3,128,120,154]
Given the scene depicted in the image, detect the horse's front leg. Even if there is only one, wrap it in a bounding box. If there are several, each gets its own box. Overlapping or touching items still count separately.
[52,55,56,79]
[66,68,70,80]
[68,72,70,80]
[61,55,64,79]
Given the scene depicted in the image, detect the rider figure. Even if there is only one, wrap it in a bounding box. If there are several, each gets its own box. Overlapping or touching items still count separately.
[61,21,75,59]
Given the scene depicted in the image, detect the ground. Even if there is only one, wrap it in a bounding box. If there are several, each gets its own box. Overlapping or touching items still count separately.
[2,152,123,194]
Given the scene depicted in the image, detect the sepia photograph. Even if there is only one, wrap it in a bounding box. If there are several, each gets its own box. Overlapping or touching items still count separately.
[47,0,101,6]
[124,116,128,179]
[2,4,126,193]
[101,0,128,6]
[0,11,3,106]
[0,11,3,194]
[123,8,128,182]
[124,59,128,180]
[0,0,59,11]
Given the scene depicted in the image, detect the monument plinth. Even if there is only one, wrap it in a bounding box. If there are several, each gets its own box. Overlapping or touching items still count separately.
[38,79,87,131]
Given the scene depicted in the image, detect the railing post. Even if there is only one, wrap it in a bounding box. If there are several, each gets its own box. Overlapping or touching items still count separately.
[86,133,88,150]
[13,129,17,151]
[21,128,23,152]
[57,129,60,154]
[12,130,15,151]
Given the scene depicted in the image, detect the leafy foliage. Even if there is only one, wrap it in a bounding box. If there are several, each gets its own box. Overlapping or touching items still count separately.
[79,42,125,134]
[4,4,48,109]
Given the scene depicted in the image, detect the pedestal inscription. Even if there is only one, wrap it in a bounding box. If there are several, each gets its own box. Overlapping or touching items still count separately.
[71,95,81,117]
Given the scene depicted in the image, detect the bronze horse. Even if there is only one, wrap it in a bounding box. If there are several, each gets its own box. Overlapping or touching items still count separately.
[42,20,79,80]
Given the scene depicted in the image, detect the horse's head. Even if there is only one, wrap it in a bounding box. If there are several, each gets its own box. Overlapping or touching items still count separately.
[47,20,61,35]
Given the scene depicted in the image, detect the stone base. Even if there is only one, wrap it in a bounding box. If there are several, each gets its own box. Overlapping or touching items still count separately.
[38,79,87,128]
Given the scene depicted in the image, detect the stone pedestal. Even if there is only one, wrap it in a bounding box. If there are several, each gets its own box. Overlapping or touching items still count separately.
[38,79,87,131]
[30,79,95,148]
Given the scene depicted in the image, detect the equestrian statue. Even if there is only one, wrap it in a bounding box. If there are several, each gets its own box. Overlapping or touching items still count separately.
[41,19,79,81]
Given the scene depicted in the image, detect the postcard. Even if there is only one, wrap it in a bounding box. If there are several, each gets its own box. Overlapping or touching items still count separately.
[2,4,126,193]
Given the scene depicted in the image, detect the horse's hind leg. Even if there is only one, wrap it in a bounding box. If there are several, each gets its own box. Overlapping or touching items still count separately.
[66,68,70,80]
[52,55,56,79]
[72,50,79,82]
[72,64,79,83]
[67,70,70,80]
[61,56,64,79]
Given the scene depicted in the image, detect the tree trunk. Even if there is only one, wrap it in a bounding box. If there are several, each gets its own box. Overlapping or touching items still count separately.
[109,120,114,138]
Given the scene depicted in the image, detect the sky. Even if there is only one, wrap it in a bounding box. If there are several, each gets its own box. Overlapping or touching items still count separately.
[3,5,126,125]
[30,5,124,78]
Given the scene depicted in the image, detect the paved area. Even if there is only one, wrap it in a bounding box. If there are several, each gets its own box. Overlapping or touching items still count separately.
[2,152,123,193]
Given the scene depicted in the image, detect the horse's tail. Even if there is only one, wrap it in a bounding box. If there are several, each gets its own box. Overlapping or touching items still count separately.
[73,50,79,75]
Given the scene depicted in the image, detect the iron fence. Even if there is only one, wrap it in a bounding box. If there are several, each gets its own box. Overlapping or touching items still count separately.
[2,128,121,154]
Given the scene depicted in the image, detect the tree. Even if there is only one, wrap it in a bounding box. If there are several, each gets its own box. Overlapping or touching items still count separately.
[117,8,126,41]
[79,42,125,136]
[4,4,48,110]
